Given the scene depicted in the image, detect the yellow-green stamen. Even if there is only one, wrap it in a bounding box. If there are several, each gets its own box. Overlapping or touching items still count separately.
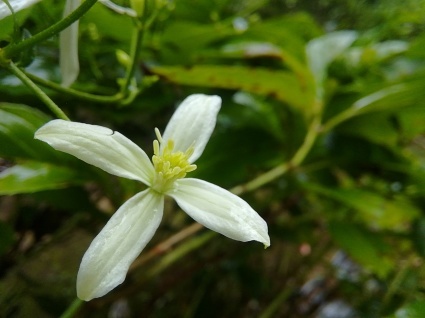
[151,128,196,193]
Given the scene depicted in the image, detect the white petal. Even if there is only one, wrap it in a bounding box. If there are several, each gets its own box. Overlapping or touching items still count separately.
[162,94,221,163]
[99,0,137,17]
[60,0,80,87]
[0,0,41,19]
[168,178,270,247]
[77,189,164,301]
[35,119,155,185]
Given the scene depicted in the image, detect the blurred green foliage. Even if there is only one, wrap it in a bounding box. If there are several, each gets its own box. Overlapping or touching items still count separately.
[1,0,425,317]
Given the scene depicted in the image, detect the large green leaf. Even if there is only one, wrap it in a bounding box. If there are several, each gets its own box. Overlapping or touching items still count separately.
[306,183,420,230]
[0,161,87,195]
[352,79,425,114]
[151,65,312,112]
[336,112,399,147]
[242,14,321,75]
[160,21,235,64]
[329,221,393,277]
[323,74,425,131]
[246,13,322,60]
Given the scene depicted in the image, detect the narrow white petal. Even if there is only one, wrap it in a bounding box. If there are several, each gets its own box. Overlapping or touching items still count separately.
[35,119,155,185]
[0,0,41,19]
[99,0,137,17]
[168,178,270,247]
[77,189,164,301]
[60,0,80,87]
[162,94,221,163]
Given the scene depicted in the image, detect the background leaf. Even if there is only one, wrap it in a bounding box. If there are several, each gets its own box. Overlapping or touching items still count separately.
[0,161,87,195]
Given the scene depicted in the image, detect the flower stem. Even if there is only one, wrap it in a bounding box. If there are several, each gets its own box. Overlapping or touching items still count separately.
[59,298,83,318]
[1,0,98,61]
[7,62,70,120]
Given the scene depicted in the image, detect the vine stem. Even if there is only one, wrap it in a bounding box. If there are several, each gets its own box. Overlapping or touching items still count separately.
[120,24,144,96]
[0,0,98,61]
[7,62,70,120]
[24,71,124,103]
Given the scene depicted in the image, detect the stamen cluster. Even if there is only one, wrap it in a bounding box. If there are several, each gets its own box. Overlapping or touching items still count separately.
[151,128,196,192]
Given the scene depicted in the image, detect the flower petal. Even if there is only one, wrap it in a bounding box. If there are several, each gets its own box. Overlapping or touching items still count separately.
[162,94,221,163]
[0,0,41,19]
[35,119,155,185]
[60,0,80,87]
[99,0,137,17]
[168,178,270,247]
[77,189,164,301]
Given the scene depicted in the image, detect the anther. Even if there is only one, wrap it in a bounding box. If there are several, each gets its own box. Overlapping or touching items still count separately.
[154,128,163,143]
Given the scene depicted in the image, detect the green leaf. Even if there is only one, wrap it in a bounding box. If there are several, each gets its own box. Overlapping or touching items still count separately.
[0,103,68,162]
[151,65,312,112]
[306,184,420,230]
[336,113,399,147]
[306,31,357,101]
[0,161,87,195]
[83,3,133,44]
[246,13,322,60]
[328,221,393,277]
[352,82,425,114]
[0,5,33,41]
[322,74,425,131]
[160,21,234,64]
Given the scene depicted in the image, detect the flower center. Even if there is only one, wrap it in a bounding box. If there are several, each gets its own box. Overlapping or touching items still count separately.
[151,128,196,193]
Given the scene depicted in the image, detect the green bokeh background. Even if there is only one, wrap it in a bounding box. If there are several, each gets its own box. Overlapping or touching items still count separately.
[1,0,425,317]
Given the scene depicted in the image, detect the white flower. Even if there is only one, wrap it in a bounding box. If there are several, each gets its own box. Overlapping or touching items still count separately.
[35,94,270,301]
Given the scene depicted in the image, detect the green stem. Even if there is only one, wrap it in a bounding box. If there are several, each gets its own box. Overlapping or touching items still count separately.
[24,71,123,103]
[120,24,144,96]
[59,298,83,318]
[290,115,321,166]
[7,62,70,120]
[1,0,98,60]
[231,163,289,196]
[320,108,356,133]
